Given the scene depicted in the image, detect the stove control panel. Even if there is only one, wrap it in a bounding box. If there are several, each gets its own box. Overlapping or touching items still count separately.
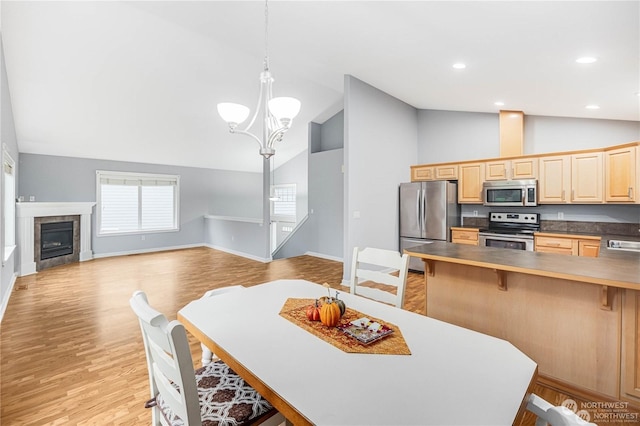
[489,212,540,225]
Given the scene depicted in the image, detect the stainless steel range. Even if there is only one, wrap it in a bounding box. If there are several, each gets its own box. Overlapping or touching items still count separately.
[478,212,540,251]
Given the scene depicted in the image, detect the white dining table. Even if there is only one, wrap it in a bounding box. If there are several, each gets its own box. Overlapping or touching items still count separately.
[178,279,537,426]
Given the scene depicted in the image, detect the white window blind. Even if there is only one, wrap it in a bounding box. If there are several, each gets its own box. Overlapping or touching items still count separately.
[271,184,296,221]
[3,150,16,254]
[97,171,179,235]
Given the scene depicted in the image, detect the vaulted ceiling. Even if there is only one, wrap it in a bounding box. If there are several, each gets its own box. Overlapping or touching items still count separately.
[2,1,639,173]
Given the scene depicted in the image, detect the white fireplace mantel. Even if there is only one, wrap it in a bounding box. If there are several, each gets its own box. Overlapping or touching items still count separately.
[17,202,96,276]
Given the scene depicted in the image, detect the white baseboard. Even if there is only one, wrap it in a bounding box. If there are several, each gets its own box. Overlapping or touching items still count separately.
[304,251,343,263]
[203,244,271,263]
[93,243,204,259]
[0,272,17,324]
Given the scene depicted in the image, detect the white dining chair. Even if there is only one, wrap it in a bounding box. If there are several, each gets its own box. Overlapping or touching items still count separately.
[349,246,410,308]
[199,285,246,366]
[526,393,596,426]
[129,290,284,426]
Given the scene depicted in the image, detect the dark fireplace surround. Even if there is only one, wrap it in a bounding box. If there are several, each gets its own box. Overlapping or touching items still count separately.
[34,215,80,271]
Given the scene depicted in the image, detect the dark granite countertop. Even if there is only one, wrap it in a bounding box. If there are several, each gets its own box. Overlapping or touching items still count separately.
[405,241,640,290]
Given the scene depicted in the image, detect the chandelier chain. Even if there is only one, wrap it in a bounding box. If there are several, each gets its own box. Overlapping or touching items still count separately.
[263,0,269,71]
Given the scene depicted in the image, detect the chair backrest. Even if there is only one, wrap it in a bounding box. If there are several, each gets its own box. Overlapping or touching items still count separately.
[130,291,202,426]
[527,393,596,426]
[349,246,410,308]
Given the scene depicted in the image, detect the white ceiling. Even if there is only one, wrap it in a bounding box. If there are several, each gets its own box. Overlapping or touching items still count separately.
[2,1,639,173]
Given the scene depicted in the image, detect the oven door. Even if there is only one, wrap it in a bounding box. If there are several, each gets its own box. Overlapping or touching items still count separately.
[478,233,534,251]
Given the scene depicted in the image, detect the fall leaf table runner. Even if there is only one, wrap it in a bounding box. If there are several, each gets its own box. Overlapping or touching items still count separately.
[279,298,411,355]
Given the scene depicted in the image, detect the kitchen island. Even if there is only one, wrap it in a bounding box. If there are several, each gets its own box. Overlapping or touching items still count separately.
[404,241,640,406]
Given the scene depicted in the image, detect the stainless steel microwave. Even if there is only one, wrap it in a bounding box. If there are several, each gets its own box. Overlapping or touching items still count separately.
[483,179,537,207]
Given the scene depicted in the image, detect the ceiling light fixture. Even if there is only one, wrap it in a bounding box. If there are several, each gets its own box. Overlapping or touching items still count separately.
[576,56,597,64]
[452,62,466,69]
[217,0,301,159]
[494,101,505,106]
[585,104,600,110]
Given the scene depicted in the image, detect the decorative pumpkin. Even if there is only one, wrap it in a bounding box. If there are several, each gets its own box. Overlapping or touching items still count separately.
[306,300,321,321]
[320,301,341,327]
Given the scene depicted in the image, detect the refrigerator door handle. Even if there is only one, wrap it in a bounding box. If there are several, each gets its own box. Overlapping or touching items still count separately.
[420,187,426,233]
[416,189,422,231]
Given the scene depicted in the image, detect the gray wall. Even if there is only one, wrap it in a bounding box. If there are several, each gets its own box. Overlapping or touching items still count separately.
[18,153,262,256]
[418,110,640,163]
[320,110,344,151]
[418,110,499,163]
[1,32,20,318]
[343,75,418,281]
[309,148,344,259]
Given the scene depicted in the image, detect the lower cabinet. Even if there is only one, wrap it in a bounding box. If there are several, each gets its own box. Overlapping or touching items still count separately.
[622,290,640,401]
[451,227,479,246]
[534,233,601,257]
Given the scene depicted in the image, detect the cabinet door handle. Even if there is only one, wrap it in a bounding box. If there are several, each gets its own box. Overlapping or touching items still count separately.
[562,190,565,201]
[629,187,634,200]
[571,189,575,201]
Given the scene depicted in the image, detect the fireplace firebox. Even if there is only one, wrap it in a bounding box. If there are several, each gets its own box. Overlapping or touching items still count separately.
[40,221,74,260]
[34,215,81,271]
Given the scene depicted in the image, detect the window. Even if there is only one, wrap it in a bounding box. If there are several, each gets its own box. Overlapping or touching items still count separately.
[97,171,179,235]
[271,184,296,222]
[3,147,15,261]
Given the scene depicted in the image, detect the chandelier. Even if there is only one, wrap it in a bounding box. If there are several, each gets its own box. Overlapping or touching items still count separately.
[217,0,301,159]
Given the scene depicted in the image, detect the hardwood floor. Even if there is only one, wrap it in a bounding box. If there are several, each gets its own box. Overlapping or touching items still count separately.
[0,247,635,425]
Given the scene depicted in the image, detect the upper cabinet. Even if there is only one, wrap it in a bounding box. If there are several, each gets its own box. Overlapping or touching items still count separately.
[458,162,485,204]
[411,165,434,181]
[605,145,638,203]
[538,155,571,203]
[485,158,538,181]
[411,164,457,181]
[410,141,639,206]
[538,153,604,204]
[571,152,603,203]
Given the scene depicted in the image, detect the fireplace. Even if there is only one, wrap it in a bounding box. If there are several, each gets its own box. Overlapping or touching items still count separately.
[16,202,95,276]
[34,215,81,271]
[41,221,74,260]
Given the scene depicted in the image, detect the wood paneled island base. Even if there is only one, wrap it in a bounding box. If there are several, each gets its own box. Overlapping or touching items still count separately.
[405,241,640,409]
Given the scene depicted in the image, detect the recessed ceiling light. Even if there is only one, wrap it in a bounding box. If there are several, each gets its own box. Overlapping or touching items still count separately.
[452,63,466,69]
[585,104,600,110]
[494,101,505,106]
[576,57,597,64]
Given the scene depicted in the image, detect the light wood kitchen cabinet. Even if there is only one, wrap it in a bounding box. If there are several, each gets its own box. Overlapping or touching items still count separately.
[485,158,538,181]
[622,290,640,401]
[538,155,571,203]
[411,165,434,181]
[534,233,601,257]
[451,227,479,245]
[434,164,458,180]
[534,235,576,255]
[578,240,600,257]
[458,162,485,204]
[411,164,458,181]
[571,152,603,203]
[605,145,638,203]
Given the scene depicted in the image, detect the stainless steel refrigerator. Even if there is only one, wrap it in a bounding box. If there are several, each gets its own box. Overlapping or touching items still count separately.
[399,181,460,271]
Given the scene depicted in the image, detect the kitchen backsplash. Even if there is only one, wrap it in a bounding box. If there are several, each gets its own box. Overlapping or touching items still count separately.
[462,217,639,237]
